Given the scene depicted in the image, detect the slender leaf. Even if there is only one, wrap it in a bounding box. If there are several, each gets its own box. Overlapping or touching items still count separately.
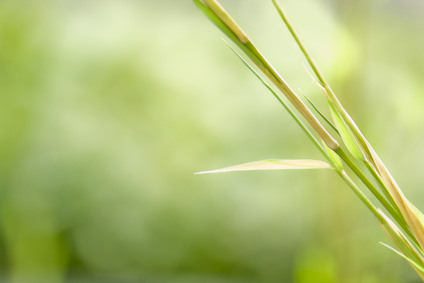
[192,0,260,67]
[370,144,424,250]
[378,209,424,267]
[193,0,235,40]
[323,142,343,172]
[204,0,249,43]
[303,94,339,134]
[272,0,375,162]
[329,101,365,161]
[195,159,332,174]
[224,41,343,171]
[380,243,424,278]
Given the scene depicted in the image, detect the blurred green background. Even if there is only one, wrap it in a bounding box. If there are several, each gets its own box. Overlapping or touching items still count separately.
[1,0,424,282]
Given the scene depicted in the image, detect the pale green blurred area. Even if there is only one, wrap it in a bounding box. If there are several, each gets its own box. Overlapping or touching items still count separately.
[1,0,424,282]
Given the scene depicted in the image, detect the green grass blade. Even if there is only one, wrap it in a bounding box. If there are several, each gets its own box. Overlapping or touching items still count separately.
[369,144,424,250]
[337,171,381,219]
[323,142,343,172]
[363,160,417,244]
[329,101,365,161]
[335,148,406,226]
[193,0,261,67]
[271,0,323,83]
[203,0,249,43]
[380,243,424,276]
[195,159,332,174]
[225,42,346,172]
[195,2,424,279]
[195,0,339,150]
[193,0,236,41]
[303,94,339,134]
[273,0,417,242]
[271,0,377,165]
[378,209,424,266]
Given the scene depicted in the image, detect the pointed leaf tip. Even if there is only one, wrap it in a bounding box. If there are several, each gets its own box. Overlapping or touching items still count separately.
[380,243,424,275]
[195,159,332,174]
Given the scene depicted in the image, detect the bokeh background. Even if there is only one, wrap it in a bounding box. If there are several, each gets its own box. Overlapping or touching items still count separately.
[1,0,424,282]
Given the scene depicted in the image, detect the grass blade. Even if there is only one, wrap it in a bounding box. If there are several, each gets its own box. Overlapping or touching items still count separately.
[328,101,365,161]
[323,142,343,172]
[224,41,333,158]
[203,0,249,43]
[380,243,424,277]
[271,0,377,165]
[195,0,339,150]
[378,209,424,279]
[303,94,339,135]
[193,0,236,41]
[193,0,261,66]
[195,159,332,174]
[370,145,424,251]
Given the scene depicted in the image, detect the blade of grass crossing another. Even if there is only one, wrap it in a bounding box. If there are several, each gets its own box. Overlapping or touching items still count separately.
[323,142,343,172]
[271,0,377,166]
[224,41,337,166]
[378,210,424,279]
[273,0,415,241]
[370,145,424,251]
[194,0,339,151]
[328,101,365,161]
[378,210,424,263]
[194,1,424,279]
[303,94,339,135]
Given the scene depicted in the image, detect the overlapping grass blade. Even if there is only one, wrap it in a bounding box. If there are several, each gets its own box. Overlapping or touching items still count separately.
[194,0,424,279]
[271,0,378,163]
[370,146,424,251]
[193,0,339,151]
[378,210,424,279]
[323,142,343,172]
[303,94,339,134]
[224,41,337,165]
[328,101,365,161]
[271,0,418,241]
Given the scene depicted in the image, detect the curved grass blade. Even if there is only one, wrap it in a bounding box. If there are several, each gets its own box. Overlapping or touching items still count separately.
[195,159,332,174]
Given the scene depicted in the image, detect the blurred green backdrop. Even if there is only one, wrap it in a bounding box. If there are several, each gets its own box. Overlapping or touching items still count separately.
[1,0,424,282]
